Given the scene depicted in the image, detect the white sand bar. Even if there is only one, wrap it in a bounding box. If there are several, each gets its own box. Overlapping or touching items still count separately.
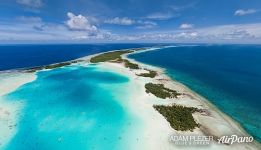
[0,72,36,149]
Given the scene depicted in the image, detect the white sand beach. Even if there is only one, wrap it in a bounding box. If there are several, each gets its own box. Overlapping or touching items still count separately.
[90,51,260,149]
[0,72,36,149]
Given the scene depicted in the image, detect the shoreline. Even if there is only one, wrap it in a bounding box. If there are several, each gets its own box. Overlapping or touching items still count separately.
[124,50,261,145]
[0,72,36,149]
[0,46,260,149]
[95,59,260,149]
[125,52,251,135]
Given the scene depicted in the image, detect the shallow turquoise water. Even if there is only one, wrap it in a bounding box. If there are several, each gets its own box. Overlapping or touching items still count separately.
[2,64,142,150]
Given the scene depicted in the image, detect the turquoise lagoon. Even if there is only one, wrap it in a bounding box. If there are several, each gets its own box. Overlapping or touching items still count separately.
[2,64,143,150]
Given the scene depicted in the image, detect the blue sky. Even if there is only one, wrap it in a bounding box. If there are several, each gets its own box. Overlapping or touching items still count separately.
[0,0,261,43]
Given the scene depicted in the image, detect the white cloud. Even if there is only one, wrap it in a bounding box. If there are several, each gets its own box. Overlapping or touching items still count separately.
[111,23,261,43]
[194,23,260,41]
[169,3,197,12]
[66,12,97,31]
[16,0,43,8]
[0,13,113,42]
[234,9,257,16]
[136,21,157,29]
[104,17,157,29]
[180,23,194,29]
[0,20,111,42]
[146,13,174,20]
[104,17,135,25]
[1,18,261,44]
[16,16,44,31]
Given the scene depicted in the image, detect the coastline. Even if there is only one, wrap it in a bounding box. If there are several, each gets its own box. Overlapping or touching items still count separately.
[122,52,260,149]
[125,50,261,146]
[124,52,250,136]
[0,72,36,149]
[0,46,260,149]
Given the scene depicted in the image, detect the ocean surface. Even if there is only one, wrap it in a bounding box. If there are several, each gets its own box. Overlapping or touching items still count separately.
[129,44,261,142]
[1,44,260,149]
[0,44,156,71]
[1,64,143,150]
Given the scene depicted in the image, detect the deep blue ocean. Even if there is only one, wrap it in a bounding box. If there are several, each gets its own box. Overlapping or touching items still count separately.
[129,44,261,142]
[0,44,156,71]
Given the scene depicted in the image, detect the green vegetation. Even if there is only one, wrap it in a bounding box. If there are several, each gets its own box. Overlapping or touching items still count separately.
[123,59,139,69]
[153,105,199,131]
[108,57,139,69]
[90,50,134,63]
[110,57,124,63]
[26,61,73,72]
[26,48,143,73]
[89,49,140,69]
[44,62,71,69]
[145,83,180,99]
[137,70,157,78]
[26,66,44,73]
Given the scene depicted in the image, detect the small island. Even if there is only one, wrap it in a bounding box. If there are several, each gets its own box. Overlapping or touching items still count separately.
[123,59,140,69]
[26,62,74,73]
[90,50,140,69]
[153,105,199,131]
[145,83,181,99]
[90,50,134,63]
[136,70,157,78]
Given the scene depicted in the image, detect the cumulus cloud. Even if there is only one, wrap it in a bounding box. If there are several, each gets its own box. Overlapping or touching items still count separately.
[104,17,135,25]
[16,0,43,8]
[234,9,257,16]
[180,23,194,29]
[66,12,97,31]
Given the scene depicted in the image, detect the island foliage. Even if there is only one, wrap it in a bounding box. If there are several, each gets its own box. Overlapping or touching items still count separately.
[137,70,157,78]
[90,50,134,63]
[44,62,72,69]
[145,83,180,99]
[26,62,73,72]
[123,59,140,69]
[153,105,199,131]
[90,50,140,69]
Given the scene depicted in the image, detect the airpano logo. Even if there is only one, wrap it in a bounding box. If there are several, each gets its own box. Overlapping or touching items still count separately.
[170,134,254,146]
[217,135,254,145]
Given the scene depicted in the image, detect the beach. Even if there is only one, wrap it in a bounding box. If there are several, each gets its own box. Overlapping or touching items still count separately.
[93,54,259,149]
[0,72,36,148]
[0,48,260,150]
